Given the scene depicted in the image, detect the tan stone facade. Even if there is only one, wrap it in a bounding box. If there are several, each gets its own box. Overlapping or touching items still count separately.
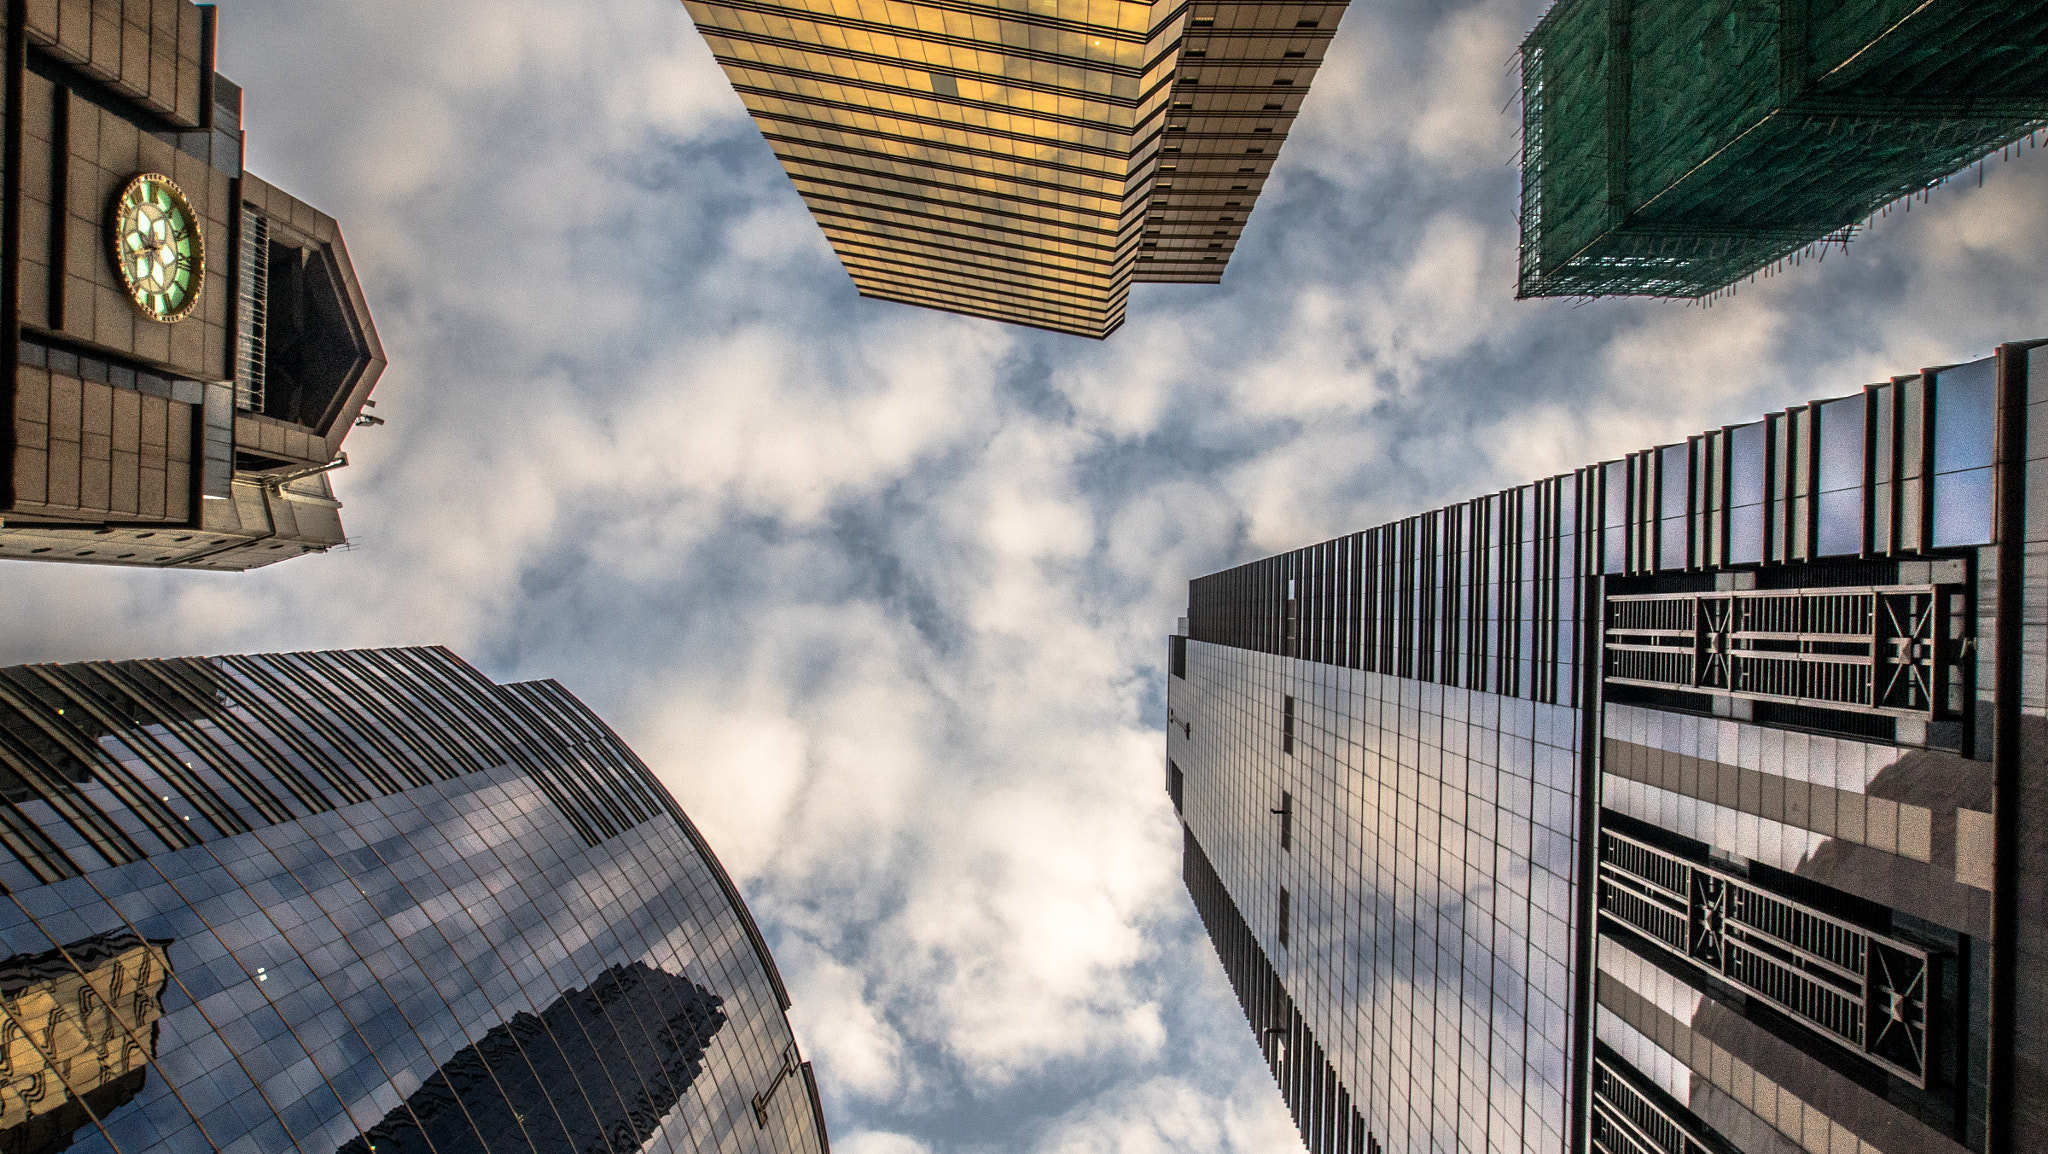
[0,0,384,570]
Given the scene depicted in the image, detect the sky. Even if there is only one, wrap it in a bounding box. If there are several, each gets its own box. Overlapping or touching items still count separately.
[4,0,2048,1151]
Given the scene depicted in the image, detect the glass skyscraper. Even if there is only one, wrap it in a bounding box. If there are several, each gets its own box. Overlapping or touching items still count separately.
[0,646,827,1154]
[1516,0,2048,299]
[1169,340,2047,1154]
[677,0,1351,337]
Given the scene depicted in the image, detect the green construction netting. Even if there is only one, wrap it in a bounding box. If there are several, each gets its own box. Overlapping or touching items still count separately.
[1519,0,2048,299]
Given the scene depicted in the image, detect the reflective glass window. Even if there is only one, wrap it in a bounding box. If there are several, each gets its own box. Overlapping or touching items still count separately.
[1727,422,1765,565]
[1933,358,1996,547]
[1658,445,1687,571]
[1816,396,1864,557]
[1603,463,1626,575]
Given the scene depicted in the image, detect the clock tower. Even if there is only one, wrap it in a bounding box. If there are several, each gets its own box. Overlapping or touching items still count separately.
[0,0,385,570]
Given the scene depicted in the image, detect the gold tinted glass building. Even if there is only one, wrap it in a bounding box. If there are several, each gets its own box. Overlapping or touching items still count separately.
[1,0,386,570]
[682,0,1348,337]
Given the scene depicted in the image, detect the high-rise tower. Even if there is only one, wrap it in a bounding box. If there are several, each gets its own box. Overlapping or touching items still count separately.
[1169,341,2047,1153]
[680,0,1350,337]
[1,0,386,569]
[1517,0,2048,299]
[0,646,828,1154]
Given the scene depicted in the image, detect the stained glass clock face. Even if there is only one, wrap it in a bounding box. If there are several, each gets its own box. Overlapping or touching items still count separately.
[111,173,205,323]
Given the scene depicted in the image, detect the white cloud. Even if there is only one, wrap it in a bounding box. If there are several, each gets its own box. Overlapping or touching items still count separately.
[838,1132,935,1154]
[8,3,2048,1153]
[785,940,915,1103]
[1029,1072,1303,1154]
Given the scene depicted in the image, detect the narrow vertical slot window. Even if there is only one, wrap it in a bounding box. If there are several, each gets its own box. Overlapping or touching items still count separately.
[234,212,269,413]
[1602,461,1626,575]
[1284,578,1298,657]
[1900,376,1926,551]
[1728,422,1765,564]
[1874,383,1895,554]
[1815,395,1865,557]
[1768,412,1790,563]
[1659,443,1689,571]
[1282,695,1295,754]
[1634,452,1655,574]
[1277,887,1290,947]
[1275,791,1292,850]
[1932,358,1997,547]
[1695,433,1718,568]
[1791,406,1815,560]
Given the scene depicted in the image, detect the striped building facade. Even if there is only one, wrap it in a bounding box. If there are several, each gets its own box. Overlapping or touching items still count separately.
[681,0,1348,337]
[1169,341,2048,1153]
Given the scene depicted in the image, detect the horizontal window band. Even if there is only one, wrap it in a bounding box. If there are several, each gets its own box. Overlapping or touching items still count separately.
[855,286,1121,337]
[834,241,1127,299]
[1136,128,1297,147]
[845,264,1126,316]
[819,221,1124,282]
[715,52,1144,111]
[739,98,1134,162]
[1169,81,1316,95]
[1181,26,1340,40]
[851,273,1116,320]
[702,29,1142,96]
[790,178,1123,235]
[783,161,1123,222]
[770,143,1125,207]
[693,0,1155,45]
[852,287,1113,334]
[1123,175,1269,205]
[825,242,1121,299]
[839,250,1126,308]
[802,188,1123,245]
[695,18,1149,81]
[737,87,1130,154]
[713,46,1182,114]
[763,131,1125,188]
[765,127,1122,186]
[728,80,1132,140]
[844,267,1118,315]
[799,191,1122,248]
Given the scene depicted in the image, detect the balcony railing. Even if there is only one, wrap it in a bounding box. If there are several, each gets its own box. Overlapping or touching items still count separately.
[1598,829,1933,1086]
[1604,585,1965,718]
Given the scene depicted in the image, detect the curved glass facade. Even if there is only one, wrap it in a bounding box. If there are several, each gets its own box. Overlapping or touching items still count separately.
[0,647,826,1154]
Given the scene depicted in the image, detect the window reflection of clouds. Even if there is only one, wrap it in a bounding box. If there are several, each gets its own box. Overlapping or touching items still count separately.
[0,653,820,1154]
[1177,643,1576,1154]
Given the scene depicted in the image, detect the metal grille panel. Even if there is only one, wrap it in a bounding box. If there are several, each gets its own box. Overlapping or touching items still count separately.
[1604,585,1965,718]
[1598,829,1933,1085]
[1591,1050,1726,1154]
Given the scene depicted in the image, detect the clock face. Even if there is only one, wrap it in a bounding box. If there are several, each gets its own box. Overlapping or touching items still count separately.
[111,173,205,323]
